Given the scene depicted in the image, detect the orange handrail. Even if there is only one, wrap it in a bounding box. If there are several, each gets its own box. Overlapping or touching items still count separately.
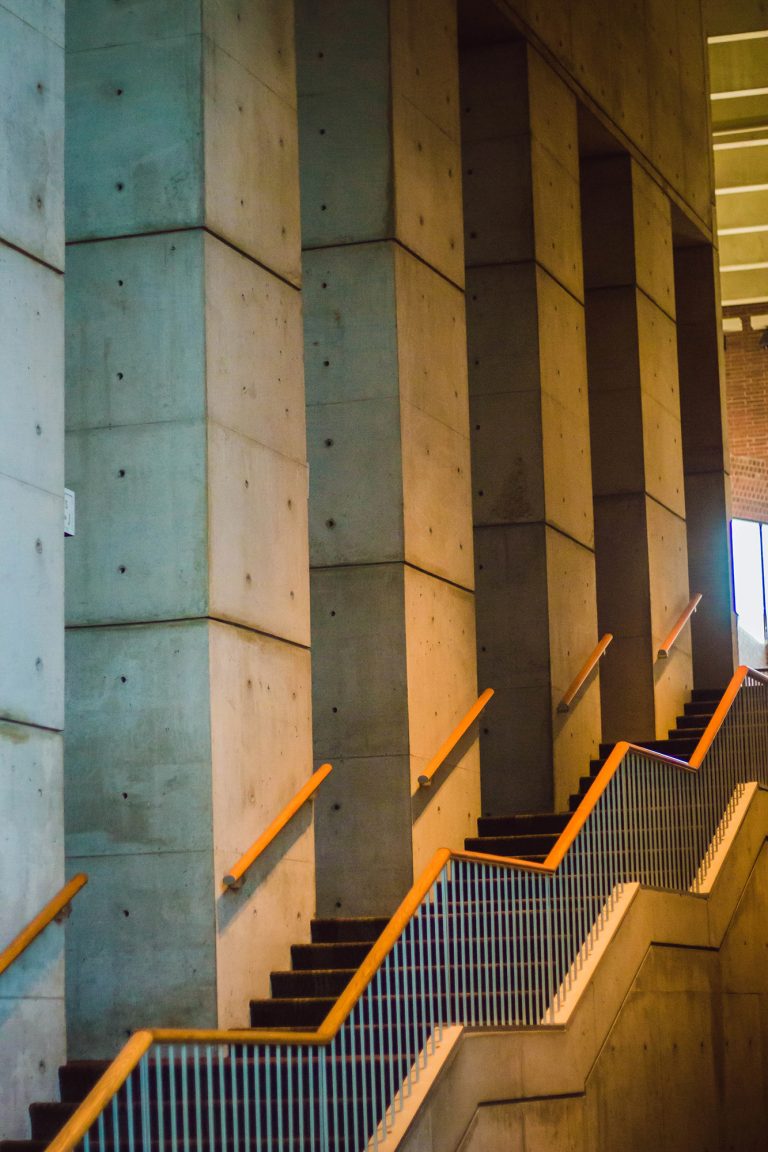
[0,874,87,978]
[223,763,333,889]
[657,593,702,658]
[557,634,613,713]
[417,688,494,787]
[43,666,763,1152]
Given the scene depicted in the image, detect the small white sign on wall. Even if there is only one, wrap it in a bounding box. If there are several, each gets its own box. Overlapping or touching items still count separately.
[64,488,76,536]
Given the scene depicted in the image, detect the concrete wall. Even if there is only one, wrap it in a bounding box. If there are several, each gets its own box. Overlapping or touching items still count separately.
[298,0,480,916]
[582,155,693,741]
[0,0,66,1138]
[462,40,600,815]
[64,0,314,1056]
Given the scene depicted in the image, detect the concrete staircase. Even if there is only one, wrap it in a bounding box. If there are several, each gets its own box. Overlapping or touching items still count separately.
[464,688,721,862]
[1,689,723,1152]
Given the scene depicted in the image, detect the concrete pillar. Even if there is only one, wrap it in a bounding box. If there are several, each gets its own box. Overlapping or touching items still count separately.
[64,2,313,1056]
[674,244,737,688]
[0,3,65,1137]
[582,155,692,742]
[461,42,600,815]
[297,0,479,916]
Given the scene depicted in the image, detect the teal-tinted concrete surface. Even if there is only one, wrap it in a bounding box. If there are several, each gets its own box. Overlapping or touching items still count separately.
[64,621,213,858]
[0,245,64,496]
[0,5,64,267]
[66,33,203,240]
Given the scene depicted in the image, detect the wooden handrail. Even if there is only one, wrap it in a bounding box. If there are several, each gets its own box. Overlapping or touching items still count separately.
[557,634,613,713]
[44,665,762,1152]
[657,592,702,659]
[223,763,333,889]
[417,688,494,787]
[0,874,87,978]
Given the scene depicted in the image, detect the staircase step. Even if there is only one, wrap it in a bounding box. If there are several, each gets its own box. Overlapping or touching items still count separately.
[690,688,723,703]
[476,812,571,837]
[30,1102,78,1141]
[310,918,389,944]
[271,969,356,999]
[249,997,334,1028]
[58,1060,111,1102]
[0,1143,46,1152]
[291,942,373,971]
[464,833,560,857]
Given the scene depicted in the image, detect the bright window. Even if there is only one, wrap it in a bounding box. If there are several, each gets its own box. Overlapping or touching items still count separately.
[731,518,767,641]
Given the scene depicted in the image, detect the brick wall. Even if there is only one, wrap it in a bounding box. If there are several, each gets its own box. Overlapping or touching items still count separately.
[724,303,768,522]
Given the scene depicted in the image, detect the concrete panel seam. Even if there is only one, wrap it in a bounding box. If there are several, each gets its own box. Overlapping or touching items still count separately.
[473,521,595,555]
[0,712,62,736]
[65,616,311,653]
[66,227,301,293]
[200,33,295,112]
[465,256,583,308]
[302,236,465,294]
[0,235,63,278]
[0,1,63,47]
[309,558,474,596]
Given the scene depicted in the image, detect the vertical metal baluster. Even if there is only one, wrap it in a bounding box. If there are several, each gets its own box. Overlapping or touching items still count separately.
[383,952,395,1117]
[417,908,429,1066]
[97,1110,105,1152]
[297,1047,304,1152]
[481,866,492,1027]
[216,1050,226,1152]
[502,865,512,1025]
[308,1045,316,1152]
[511,869,520,1024]
[366,986,378,1149]
[359,997,370,1144]
[469,862,478,1028]
[490,865,500,1027]
[228,1047,238,1152]
[241,1045,249,1152]
[376,968,386,1133]
[253,1043,262,1152]
[427,883,440,1047]
[265,1045,272,1152]
[458,863,468,1026]
[336,1028,347,1152]
[286,1043,293,1152]
[111,1088,121,1152]
[140,1053,151,1152]
[350,1002,359,1146]
[193,1047,203,1152]
[319,1045,329,1152]
[525,870,533,1026]
[276,1037,283,1151]
[126,1067,136,1152]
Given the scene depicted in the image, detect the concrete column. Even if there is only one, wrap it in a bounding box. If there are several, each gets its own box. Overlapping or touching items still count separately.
[297,0,479,916]
[582,155,692,742]
[675,244,737,688]
[0,3,65,1137]
[461,42,600,815]
[64,2,313,1056]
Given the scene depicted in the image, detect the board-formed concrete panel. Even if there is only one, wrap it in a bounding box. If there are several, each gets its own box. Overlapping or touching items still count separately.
[631,165,675,321]
[0,247,63,495]
[64,621,212,859]
[402,402,474,589]
[203,36,300,284]
[65,421,208,625]
[310,564,409,760]
[307,397,404,566]
[390,0,460,142]
[465,264,541,398]
[65,233,205,432]
[0,478,64,730]
[204,234,305,463]
[392,91,464,288]
[203,0,297,108]
[395,245,469,436]
[0,997,66,1142]
[207,423,310,646]
[0,722,64,999]
[209,620,314,1016]
[66,34,203,240]
[463,134,535,269]
[66,0,199,52]
[65,849,217,1058]
[0,7,64,269]
[470,390,545,525]
[313,754,413,917]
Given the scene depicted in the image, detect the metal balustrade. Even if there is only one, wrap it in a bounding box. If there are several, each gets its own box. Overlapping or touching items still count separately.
[51,669,768,1152]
